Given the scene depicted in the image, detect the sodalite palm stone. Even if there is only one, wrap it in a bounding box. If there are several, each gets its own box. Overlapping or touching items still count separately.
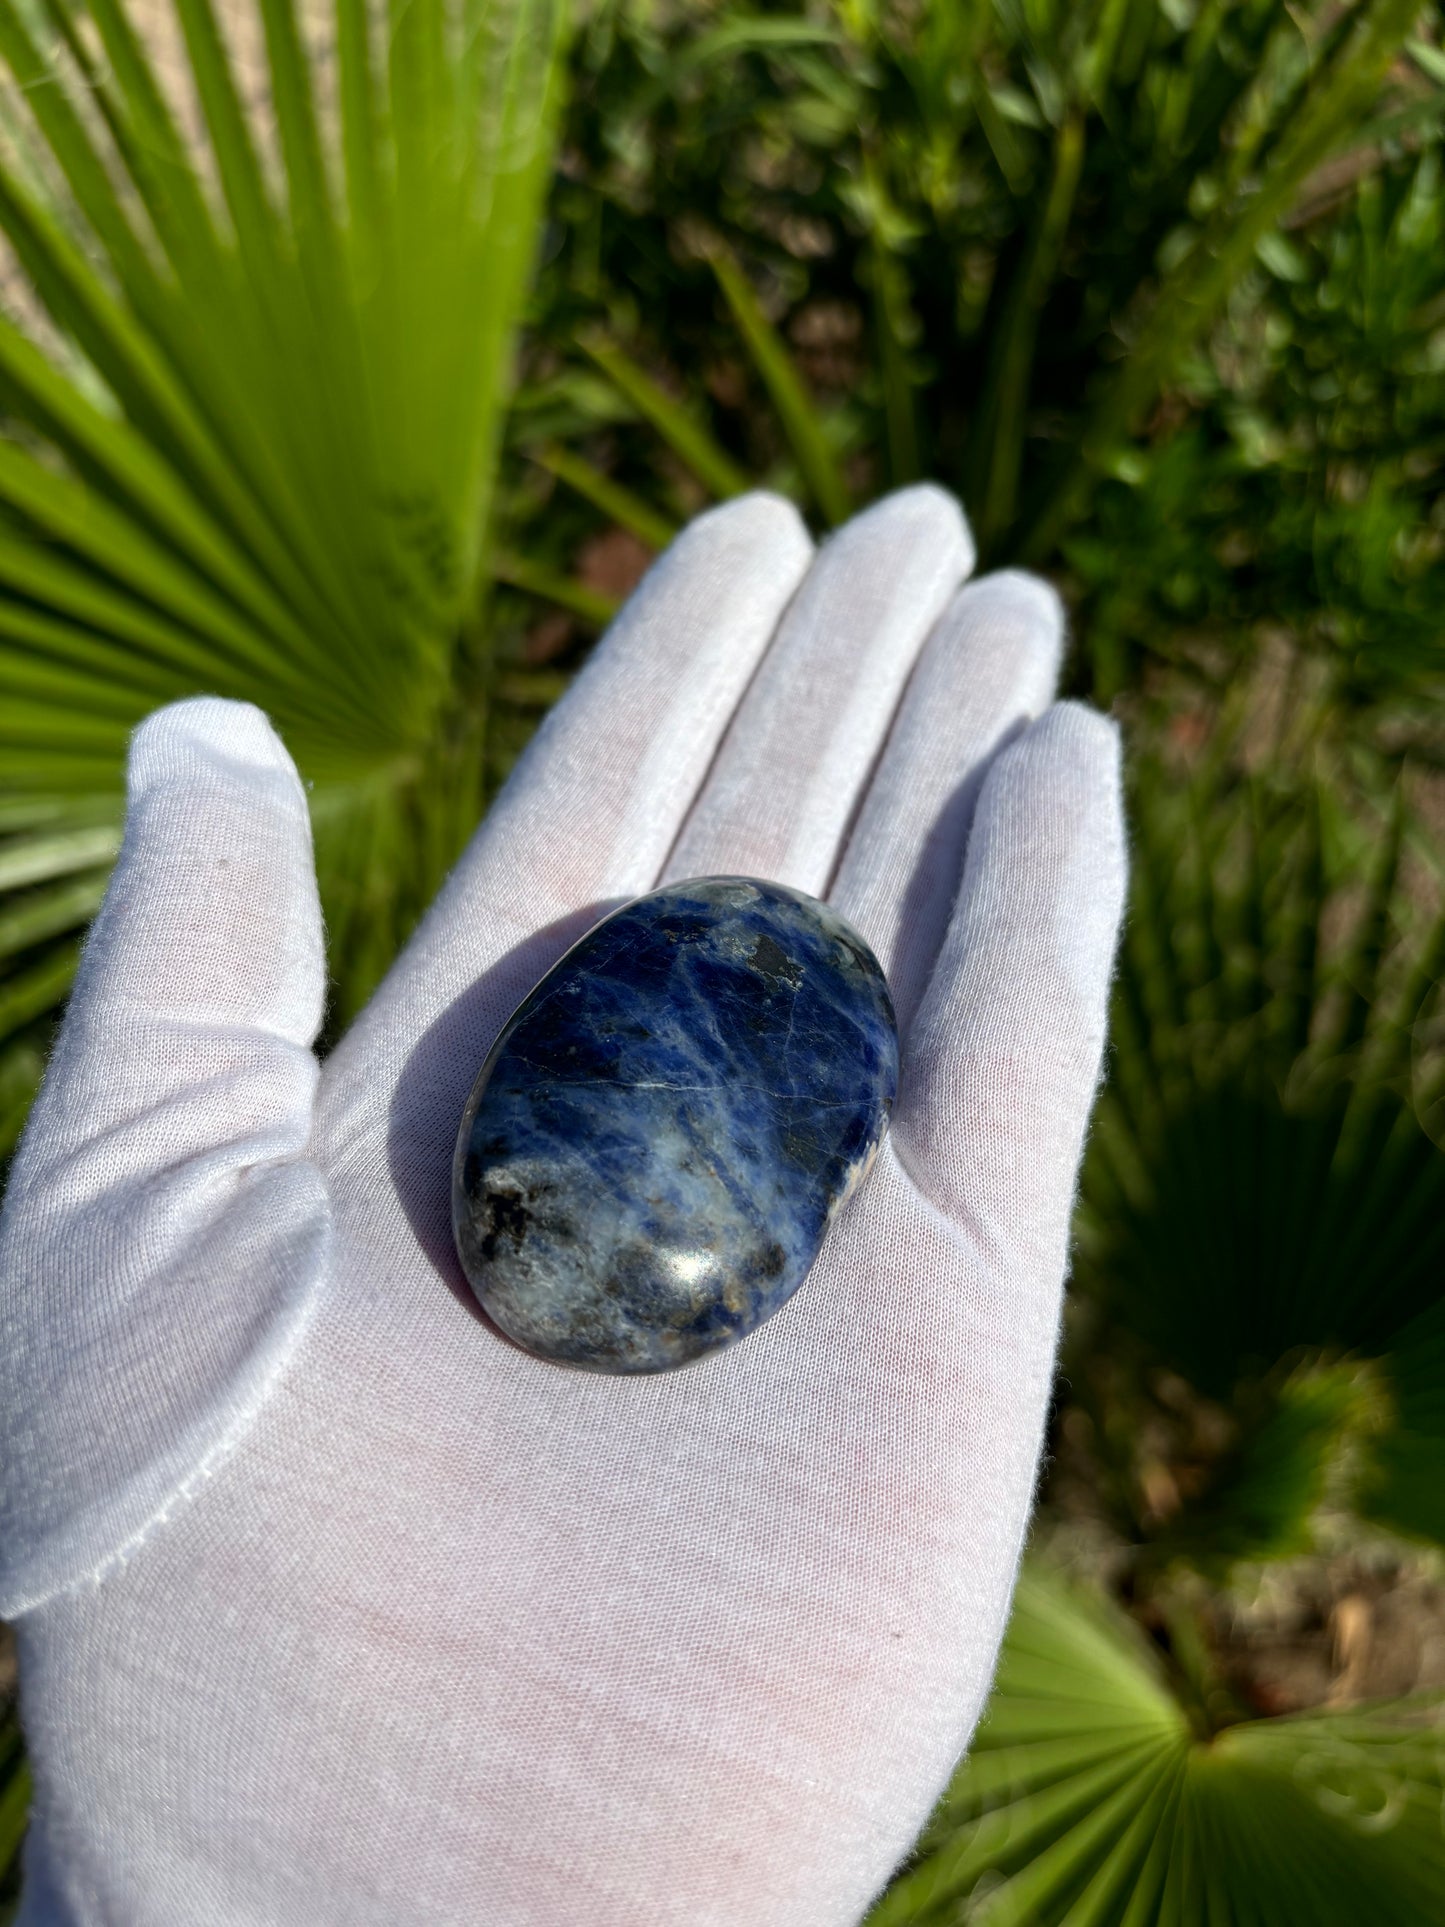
[453,877,898,1372]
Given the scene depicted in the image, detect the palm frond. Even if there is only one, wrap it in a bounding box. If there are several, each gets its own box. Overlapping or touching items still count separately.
[1075,758,1445,1553]
[867,1563,1445,1927]
[0,0,566,1117]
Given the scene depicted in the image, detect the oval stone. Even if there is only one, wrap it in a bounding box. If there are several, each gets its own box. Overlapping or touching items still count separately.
[452,876,899,1373]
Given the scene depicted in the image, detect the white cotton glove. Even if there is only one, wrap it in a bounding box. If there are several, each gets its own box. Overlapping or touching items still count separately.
[0,487,1126,1925]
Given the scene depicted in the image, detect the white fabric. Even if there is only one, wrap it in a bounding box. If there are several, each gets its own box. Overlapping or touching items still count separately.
[0,487,1126,1925]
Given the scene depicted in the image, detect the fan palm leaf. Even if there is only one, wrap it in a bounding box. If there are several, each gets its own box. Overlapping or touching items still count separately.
[1075,760,1445,1557]
[0,0,566,1150]
[866,1562,1445,1927]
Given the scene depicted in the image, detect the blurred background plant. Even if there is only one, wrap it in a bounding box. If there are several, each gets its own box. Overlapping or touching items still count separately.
[2,0,1444,1919]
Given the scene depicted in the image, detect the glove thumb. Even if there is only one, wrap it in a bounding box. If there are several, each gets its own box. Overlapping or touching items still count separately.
[0,698,330,1614]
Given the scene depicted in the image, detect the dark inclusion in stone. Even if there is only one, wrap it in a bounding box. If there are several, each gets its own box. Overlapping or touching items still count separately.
[452,877,899,1373]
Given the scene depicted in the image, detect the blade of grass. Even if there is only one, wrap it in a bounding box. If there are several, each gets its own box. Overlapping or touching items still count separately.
[528,444,678,549]
[969,109,1085,555]
[493,667,571,708]
[580,334,750,502]
[0,1738,29,1876]
[710,247,851,525]
[868,241,921,487]
[492,550,619,625]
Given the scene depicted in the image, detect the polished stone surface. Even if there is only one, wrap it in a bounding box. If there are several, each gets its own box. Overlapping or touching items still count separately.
[453,877,899,1372]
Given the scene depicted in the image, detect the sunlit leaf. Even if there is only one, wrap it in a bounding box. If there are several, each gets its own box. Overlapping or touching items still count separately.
[0,0,567,1076]
[868,1563,1445,1926]
[709,248,850,525]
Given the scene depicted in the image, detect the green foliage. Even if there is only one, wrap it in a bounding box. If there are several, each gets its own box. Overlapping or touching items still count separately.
[1068,140,1445,723]
[1070,755,1445,1563]
[948,753,1445,1918]
[577,332,751,501]
[709,246,852,524]
[515,0,1443,734]
[1083,763,1445,1385]
[1143,1364,1371,1576]
[0,0,565,1147]
[866,1562,1445,1927]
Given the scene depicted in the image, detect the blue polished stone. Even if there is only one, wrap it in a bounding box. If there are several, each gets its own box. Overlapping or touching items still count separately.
[452,877,899,1373]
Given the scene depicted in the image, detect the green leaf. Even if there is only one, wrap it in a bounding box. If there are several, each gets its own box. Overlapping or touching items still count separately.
[0,0,567,1060]
[0,870,108,956]
[866,243,921,488]
[0,826,119,891]
[1147,1366,1371,1574]
[1406,38,1445,87]
[527,444,678,550]
[868,1564,1445,1926]
[0,940,80,1040]
[579,335,751,503]
[670,14,842,75]
[492,551,619,626]
[0,1038,44,1153]
[1080,762,1445,1359]
[710,249,850,526]
[1021,0,1429,563]
[967,111,1085,555]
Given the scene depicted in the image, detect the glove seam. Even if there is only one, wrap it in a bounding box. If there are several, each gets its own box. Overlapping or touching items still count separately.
[0,1206,331,1620]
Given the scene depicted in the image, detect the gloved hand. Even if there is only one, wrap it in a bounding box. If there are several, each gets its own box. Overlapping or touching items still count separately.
[0,486,1125,1925]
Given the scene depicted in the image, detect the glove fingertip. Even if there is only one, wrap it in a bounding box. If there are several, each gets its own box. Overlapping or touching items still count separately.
[823,481,976,578]
[668,489,814,576]
[129,697,303,793]
[1023,697,1122,773]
